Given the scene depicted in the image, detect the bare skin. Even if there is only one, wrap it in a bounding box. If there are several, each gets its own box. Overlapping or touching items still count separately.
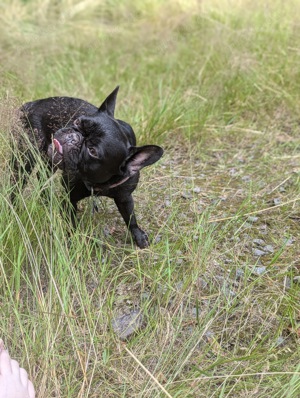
[0,340,35,398]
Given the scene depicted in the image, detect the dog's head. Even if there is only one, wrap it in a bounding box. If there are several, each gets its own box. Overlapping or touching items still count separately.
[48,87,163,190]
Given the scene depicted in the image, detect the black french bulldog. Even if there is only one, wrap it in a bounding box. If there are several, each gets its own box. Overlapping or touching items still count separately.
[11,87,163,248]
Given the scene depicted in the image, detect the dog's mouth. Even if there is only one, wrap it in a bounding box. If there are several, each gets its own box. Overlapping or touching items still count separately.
[53,138,63,155]
[48,139,63,167]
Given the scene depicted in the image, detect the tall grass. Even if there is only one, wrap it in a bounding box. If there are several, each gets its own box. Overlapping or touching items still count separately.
[1,0,300,397]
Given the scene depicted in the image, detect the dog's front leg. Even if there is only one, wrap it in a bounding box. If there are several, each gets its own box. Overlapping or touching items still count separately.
[114,194,149,249]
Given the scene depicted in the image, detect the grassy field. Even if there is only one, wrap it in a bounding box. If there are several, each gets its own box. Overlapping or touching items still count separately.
[1,0,300,397]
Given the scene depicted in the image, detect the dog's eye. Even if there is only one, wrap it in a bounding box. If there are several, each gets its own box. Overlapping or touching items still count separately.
[87,147,98,158]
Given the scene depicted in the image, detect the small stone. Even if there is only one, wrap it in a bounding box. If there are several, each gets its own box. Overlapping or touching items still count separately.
[247,216,259,223]
[244,222,252,228]
[197,205,203,212]
[283,277,291,290]
[158,284,168,295]
[165,200,171,207]
[259,224,268,233]
[191,307,201,317]
[285,237,295,246]
[141,292,151,301]
[230,235,240,242]
[241,175,251,182]
[279,186,286,192]
[103,226,111,237]
[293,276,300,284]
[197,278,208,289]
[229,168,238,176]
[253,248,266,257]
[224,288,236,297]
[193,186,201,193]
[252,266,267,275]
[273,198,281,206]
[264,245,274,253]
[182,191,192,199]
[112,310,144,340]
[258,181,266,188]
[204,330,214,339]
[253,239,265,246]
[235,268,244,280]
[155,235,162,243]
[276,336,285,346]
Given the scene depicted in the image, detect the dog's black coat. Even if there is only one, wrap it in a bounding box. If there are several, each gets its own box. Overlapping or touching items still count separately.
[12,87,163,248]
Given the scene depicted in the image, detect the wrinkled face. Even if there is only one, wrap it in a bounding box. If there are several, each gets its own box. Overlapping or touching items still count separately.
[47,127,84,172]
[48,113,131,190]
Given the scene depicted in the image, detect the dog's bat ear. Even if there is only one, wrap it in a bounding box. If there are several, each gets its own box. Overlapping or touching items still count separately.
[109,145,163,189]
[98,86,120,117]
[123,145,164,176]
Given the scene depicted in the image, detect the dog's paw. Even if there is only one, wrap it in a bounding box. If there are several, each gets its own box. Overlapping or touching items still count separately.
[132,228,149,249]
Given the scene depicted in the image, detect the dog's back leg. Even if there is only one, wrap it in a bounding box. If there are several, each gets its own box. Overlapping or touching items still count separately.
[10,149,36,204]
[36,159,58,203]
